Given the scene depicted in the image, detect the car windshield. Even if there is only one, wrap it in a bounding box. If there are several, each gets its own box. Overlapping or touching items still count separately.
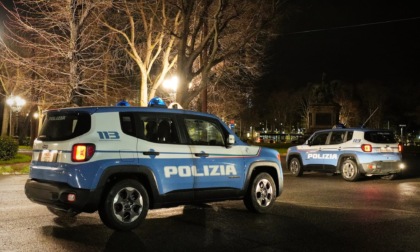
[364,131,397,144]
[38,111,91,141]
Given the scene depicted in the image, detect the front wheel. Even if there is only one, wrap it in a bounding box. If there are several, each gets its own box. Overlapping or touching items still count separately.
[340,159,360,182]
[98,179,149,231]
[244,172,276,213]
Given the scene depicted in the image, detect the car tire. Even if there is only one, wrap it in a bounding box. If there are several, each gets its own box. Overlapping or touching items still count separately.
[340,159,360,182]
[98,179,149,231]
[289,157,303,177]
[244,172,276,213]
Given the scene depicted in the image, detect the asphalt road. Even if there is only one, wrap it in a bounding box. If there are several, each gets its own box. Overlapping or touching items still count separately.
[1,157,419,251]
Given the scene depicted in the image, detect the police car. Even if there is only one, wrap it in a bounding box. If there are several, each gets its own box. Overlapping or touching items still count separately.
[25,98,283,231]
[286,128,404,181]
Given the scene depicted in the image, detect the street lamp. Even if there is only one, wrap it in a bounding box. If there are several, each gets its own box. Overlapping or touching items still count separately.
[163,76,179,101]
[6,95,26,136]
[163,75,182,109]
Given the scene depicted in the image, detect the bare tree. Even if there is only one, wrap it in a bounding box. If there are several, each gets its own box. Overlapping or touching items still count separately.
[357,80,388,128]
[0,0,120,108]
[174,0,281,108]
[102,0,179,106]
[331,80,361,127]
[0,30,33,136]
[2,0,286,125]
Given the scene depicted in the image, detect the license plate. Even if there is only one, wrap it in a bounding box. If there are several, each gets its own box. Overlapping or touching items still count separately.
[39,150,58,162]
[380,147,393,153]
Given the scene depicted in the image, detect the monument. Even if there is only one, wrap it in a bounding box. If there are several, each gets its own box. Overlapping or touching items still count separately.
[307,73,341,133]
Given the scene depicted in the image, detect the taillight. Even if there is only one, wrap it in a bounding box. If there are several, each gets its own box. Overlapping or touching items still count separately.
[361,144,372,152]
[398,143,403,153]
[72,144,95,162]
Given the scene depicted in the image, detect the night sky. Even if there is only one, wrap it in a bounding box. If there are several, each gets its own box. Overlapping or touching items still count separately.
[266,0,420,87]
[259,0,420,130]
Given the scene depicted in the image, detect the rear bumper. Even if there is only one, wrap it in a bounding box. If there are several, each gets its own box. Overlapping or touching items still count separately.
[360,161,405,175]
[24,179,99,213]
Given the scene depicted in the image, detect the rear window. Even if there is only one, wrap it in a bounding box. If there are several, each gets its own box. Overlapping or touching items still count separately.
[364,131,397,144]
[38,111,91,141]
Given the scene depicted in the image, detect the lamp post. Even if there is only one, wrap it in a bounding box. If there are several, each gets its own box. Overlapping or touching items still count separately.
[399,124,406,144]
[30,111,39,145]
[6,95,26,137]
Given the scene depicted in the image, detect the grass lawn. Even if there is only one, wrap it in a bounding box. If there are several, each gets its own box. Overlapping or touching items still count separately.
[253,142,291,155]
[0,152,31,175]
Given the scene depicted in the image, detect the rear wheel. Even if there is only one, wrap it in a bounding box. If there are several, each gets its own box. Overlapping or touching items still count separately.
[98,179,149,231]
[244,172,276,213]
[340,159,360,182]
[289,157,303,177]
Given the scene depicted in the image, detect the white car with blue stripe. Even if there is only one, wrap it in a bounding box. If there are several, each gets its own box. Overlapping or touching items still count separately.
[286,128,404,181]
[25,104,283,231]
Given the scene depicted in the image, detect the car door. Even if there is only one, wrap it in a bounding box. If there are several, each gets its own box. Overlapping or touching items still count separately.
[133,112,195,202]
[182,116,245,200]
[321,130,344,170]
[303,131,330,169]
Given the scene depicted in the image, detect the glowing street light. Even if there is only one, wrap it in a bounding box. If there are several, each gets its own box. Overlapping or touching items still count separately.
[163,75,179,101]
[163,75,183,109]
[6,95,26,136]
[6,96,26,112]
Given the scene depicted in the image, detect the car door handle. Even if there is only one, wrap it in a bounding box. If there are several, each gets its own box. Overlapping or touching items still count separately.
[143,151,160,156]
[195,152,209,157]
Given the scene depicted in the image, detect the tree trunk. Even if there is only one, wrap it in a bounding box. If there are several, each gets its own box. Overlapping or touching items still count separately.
[69,0,83,106]
[1,106,10,136]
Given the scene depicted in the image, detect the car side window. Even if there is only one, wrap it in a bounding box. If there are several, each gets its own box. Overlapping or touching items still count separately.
[133,114,180,144]
[311,132,329,145]
[184,118,225,146]
[329,131,344,145]
[344,131,353,142]
[120,113,137,137]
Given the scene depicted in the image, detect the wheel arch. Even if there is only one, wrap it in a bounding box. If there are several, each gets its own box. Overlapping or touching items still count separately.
[287,154,303,171]
[244,161,283,197]
[337,154,362,173]
[94,165,159,210]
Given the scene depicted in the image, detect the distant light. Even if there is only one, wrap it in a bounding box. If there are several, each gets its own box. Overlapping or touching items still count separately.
[6,96,26,112]
[163,76,179,92]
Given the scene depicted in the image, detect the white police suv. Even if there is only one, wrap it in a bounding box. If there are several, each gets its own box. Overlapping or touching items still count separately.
[286,128,404,182]
[25,102,283,231]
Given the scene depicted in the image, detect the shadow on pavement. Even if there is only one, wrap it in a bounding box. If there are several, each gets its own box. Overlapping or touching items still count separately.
[402,155,420,179]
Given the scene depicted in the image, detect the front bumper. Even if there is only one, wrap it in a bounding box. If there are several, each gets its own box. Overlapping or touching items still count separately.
[360,161,405,175]
[24,179,99,213]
